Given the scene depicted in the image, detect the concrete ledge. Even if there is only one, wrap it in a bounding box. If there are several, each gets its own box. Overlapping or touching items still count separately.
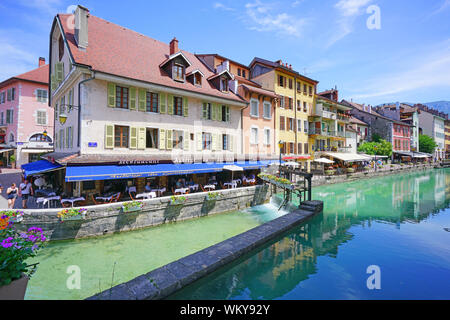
[87,200,323,300]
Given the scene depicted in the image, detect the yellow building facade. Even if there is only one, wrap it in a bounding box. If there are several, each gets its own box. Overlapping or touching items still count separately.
[249,58,318,165]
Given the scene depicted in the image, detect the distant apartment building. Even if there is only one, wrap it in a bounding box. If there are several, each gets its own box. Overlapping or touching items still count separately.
[309,89,352,154]
[445,119,450,158]
[0,58,53,167]
[342,100,412,159]
[415,104,446,160]
[398,104,419,151]
[196,54,278,159]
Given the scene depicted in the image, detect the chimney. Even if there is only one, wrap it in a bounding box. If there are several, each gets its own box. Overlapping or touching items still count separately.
[170,37,179,55]
[275,59,282,65]
[289,64,292,69]
[38,57,45,67]
[75,5,89,49]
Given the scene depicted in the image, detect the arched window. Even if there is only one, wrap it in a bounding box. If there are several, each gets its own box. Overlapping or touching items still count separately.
[29,133,52,143]
[9,133,14,142]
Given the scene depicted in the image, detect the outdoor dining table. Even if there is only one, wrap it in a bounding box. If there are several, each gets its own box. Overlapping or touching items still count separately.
[36,196,61,208]
[243,178,256,184]
[223,182,237,189]
[35,189,56,197]
[174,187,189,194]
[150,187,166,196]
[203,184,216,191]
[61,197,85,207]
[232,179,242,185]
[95,193,118,202]
[188,184,199,192]
[136,192,157,199]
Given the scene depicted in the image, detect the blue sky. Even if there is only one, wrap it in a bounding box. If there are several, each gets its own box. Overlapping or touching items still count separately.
[0,0,449,105]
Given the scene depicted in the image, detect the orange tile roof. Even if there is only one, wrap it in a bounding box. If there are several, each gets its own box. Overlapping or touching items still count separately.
[1,64,49,87]
[58,14,245,104]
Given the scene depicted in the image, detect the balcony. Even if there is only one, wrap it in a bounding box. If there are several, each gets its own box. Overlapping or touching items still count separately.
[336,113,350,122]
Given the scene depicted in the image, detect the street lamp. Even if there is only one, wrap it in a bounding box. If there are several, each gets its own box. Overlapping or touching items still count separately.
[58,104,78,125]
[278,140,284,177]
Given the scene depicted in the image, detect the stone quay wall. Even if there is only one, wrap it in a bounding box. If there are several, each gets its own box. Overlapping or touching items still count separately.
[15,185,271,241]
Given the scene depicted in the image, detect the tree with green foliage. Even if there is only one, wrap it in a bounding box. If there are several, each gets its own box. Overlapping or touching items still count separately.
[419,134,437,154]
[358,139,392,157]
[371,133,382,143]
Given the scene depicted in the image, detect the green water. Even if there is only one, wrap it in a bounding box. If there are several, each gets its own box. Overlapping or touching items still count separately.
[170,169,450,299]
[25,205,286,300]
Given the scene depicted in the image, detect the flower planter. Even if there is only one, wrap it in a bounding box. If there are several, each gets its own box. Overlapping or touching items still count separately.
[121,205,142,213]
[9,214,24,223]
[0,274,29,300]
[59,211,86,222]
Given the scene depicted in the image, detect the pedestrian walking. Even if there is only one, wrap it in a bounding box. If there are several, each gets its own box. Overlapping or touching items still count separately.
[6,183,18,209]
[19,178,34,209]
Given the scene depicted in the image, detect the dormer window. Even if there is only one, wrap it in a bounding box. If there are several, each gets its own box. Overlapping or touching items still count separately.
[173,64,185,82]
[220,77,229,92]
[194,73,202,86]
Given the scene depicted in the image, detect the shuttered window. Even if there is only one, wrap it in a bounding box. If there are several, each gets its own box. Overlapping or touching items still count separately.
[114,125,129,148]
[146,128,158,149]
[202,132,212,150]
[280,116,285,130]
[37,111,46,125]
[174,96,183,116]
[173,130,184,150]
[146,92,159,112]
[115,86,129,109]
[202,103,212,120]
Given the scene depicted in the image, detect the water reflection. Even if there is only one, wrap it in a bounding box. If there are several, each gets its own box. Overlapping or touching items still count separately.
[170,169,450,300]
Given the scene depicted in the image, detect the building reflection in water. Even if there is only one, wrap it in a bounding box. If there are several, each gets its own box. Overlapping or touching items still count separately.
[170,169,450,300]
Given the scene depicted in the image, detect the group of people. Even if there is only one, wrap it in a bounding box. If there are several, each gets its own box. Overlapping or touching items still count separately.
[1,178,34,209]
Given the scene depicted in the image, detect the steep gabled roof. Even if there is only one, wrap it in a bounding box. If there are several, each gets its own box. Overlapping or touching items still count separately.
[0,64,49,88]
[57,13,245,104]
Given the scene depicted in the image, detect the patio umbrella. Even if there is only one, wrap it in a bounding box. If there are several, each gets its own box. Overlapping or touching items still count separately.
[223,165,244,182]
[314,158,334,164]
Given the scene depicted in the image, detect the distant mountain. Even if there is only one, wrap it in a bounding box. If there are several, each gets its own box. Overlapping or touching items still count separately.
[423,101,450,116]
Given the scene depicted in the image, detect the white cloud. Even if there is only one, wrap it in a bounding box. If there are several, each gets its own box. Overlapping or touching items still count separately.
[350,40,450,100]
[213,2,235,11]
[325,0,373,48]
[244,0,306,37]
[292,0,302,7]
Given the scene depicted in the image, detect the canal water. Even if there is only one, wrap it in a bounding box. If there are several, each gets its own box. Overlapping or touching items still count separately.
[170,168,450,300]
[25,200,288,300]
[25,168,450,300]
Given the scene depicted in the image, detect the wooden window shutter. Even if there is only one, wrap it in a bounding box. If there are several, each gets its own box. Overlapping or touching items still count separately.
[183,97,188,117]
[184,131,189,151]
[130,127,138,149]
[105,124,114,149]
[202,103,207,119]
[166,129,173,149]
[159,129,166,149]
[56,62,63,83]
[51,74,57,92]
[226,106,230,122]
[69,126,73,148]
[159,93,166,113]
[167,94,174,115]
[138,89,146,111]
[212,133,217,151]
[196,132,202,151]
[107,83,116,107]
[129,87,137,110]
[218,106,223,122]
[212,103,217,121]
[138,127,146,149]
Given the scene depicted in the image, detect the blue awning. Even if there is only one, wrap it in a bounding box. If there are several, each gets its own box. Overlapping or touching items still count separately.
[65,162,225,182]
[21,160,62,178]
[65,160,277,182]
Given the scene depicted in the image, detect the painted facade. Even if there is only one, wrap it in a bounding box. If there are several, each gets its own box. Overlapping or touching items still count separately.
[309,89,351,159]
[249,58,317,165]
[0,60,53,167]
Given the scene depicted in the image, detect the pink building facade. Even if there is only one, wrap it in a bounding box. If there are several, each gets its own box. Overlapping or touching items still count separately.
[0,58,53,167]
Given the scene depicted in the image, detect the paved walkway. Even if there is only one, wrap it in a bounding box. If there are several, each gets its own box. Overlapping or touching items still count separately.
[0,171,41,209]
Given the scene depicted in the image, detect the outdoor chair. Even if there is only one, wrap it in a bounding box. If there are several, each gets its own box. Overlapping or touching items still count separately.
[90,194,104,205]
[128,191,136,201]
[111,192,121,203]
